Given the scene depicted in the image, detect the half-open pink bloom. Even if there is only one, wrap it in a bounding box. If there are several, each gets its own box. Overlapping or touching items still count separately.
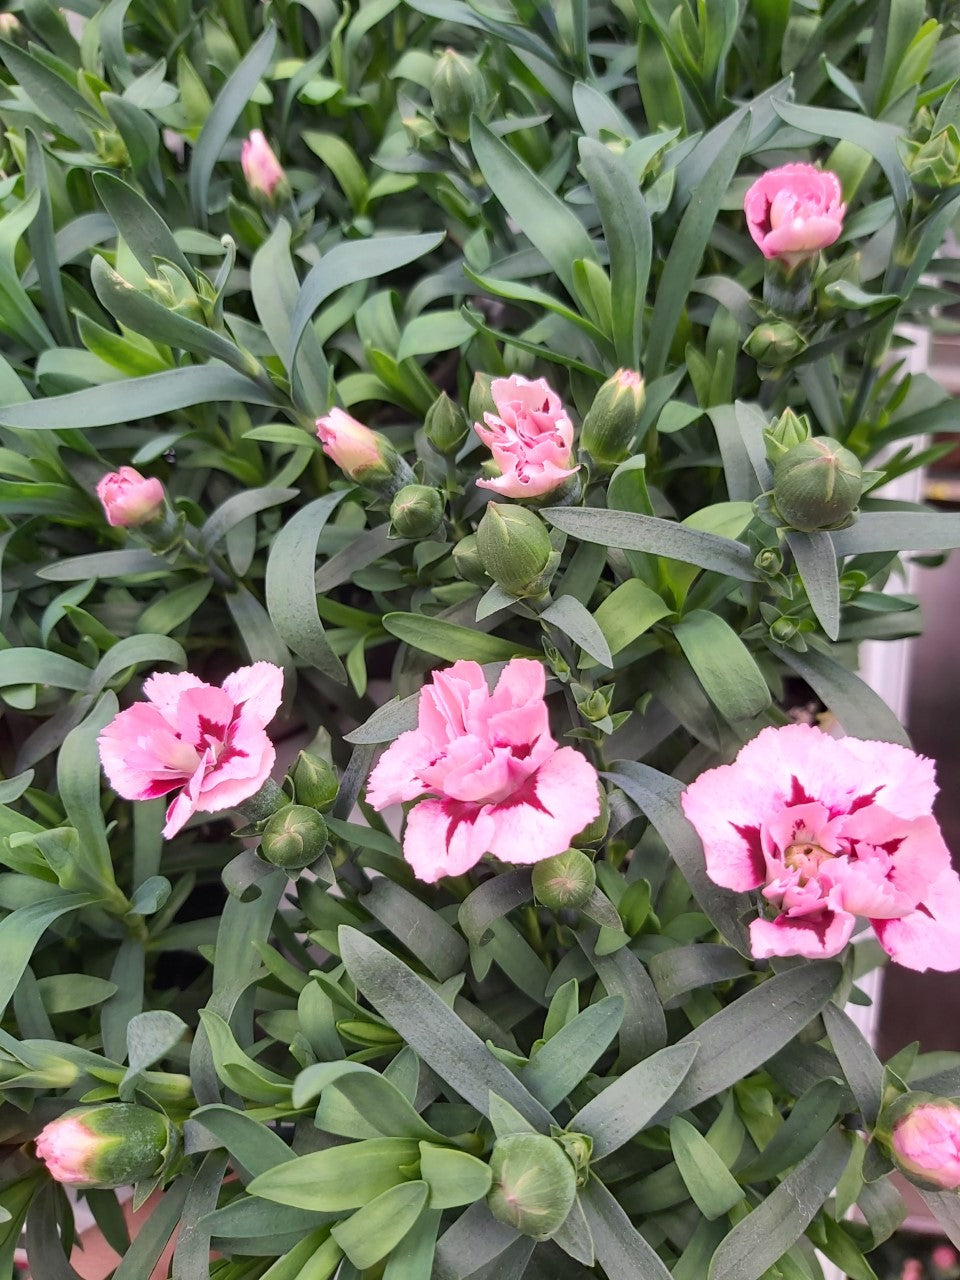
[475,375,579,499]
[744,163,845,266]
[680,724,960,971]
[35,1115,97,1184]
[98,664,283,838]
[892,1101,960,1191]
[96,467,165,528]
[241,130,286,200]
[366,658,599,883]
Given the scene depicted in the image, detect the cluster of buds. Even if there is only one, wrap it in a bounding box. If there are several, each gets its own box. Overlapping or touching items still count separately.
[257,750,340,872]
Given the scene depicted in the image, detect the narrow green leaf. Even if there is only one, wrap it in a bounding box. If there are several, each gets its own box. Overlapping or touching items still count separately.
[458,870,532,947]
[673,610,771,720]
[569,1042,698,1158]
[738,1078,847,1183]
[248,1138,422,1210]
[190,1104,295,1179]
[332,1182,429,1270]
[0,39,96,145]
[0,892,99,1015]
[708,1128,851,1280]
[580,1177,673,1280]
[470,116,597,298]
[645,114,750,378]
[0,364,278,429]
[544,507,758,580]
[670,1116,745,1219]
[419,1144,492,1209]
[541,593,613,667]
[93,172,195,283]
[787,531,840,640]
[339,927,553,1130]
[382,613,539,663]
[189,24,278,222]
[823,1002,884,1126]
[520,997,624,1109]
[832,511,960,555]
[361,877,468,981]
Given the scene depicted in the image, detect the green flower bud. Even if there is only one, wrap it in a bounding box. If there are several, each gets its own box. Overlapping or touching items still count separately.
[555,1130,593,1185]
[572,786,610,848]
[769,616,801,644]
[764,409,812,464]
[291,752,339,812]
[579,369,645,469]
[486,1133,577,1240]
[430,48,491,143]
[94,130,130,167]
[424,392,469,456]
[468,372,496,426]
[744,321,807,366]
[773,437,863,532]
[144,265,207,325]
[532,848,597,910]
[754,546,785,577]
[259,804,328,870]
[575,687,611,724]
[390,484,445,539]
[475,503,555,598]
[35,1104,175,1190]
[900,125,960,191]
[452,534,490,587]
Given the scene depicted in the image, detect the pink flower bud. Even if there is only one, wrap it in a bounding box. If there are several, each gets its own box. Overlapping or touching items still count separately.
[241,130,287,201]
[891,1099,960,1190]
[35,1104,172,1189]
[933,1244,959,1274]
[315,407,409,493]
[744,163,845,267]
[96,467,165,528]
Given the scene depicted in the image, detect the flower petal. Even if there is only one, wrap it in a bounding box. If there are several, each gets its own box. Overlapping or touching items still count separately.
[872,869,960,973]
[483,745,600,865]
[750,907,855,960]
[402,796,491,882]
[366,729,435,809]
[222,662,284,729]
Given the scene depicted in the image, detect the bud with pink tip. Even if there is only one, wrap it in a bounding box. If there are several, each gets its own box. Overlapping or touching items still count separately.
[35,1104,175,1189]
[315,407,414,494]
[579,368,645,470]
[241,130,288,202]
[888,1096,960,1191]
[96,467,165,528]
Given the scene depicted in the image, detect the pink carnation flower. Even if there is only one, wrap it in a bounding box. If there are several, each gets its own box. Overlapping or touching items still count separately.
[892,1101,960,1191]
[241,129,286,200]
[744,163,845,266]
[680,724,960,971]
[96,467,165,528]
[475,374,579,499]
[366,658,599,883]
[98,664,283,838]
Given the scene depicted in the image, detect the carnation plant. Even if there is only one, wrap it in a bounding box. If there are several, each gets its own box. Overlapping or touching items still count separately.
[0,1,958,1278]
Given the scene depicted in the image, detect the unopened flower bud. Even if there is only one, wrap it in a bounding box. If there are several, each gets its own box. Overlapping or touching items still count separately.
[532,848,597,910]
[94,130,130,167]
[452,534,490,587]
[886,1095,960,1191]
[390,485,444,539]
[424,392,468,456]
[764,409,812,464]
[575,687,611,724]
[0,14,21,36]
[468,372,496,425]
[430,48,491,143]
[260,804,328,870]
[291,752,339,812]
[901,125,960,192]
[555,1130,592,1184]
[35,1104,174,1189]
[475,503,555,598]
[744,322,807,366]
[754,546,784,578]
[579,369,644,469]
[241,130,289,203]
[316,408,414,496]
[486,1133,577,1240]
[768,616,801,645]
[773,437,863,532]
[144,266,206,324]
[96,467,165,528]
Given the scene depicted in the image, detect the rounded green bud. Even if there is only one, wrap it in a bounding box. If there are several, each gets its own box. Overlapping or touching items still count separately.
[468,372,496,426]
[452,534,490,587]
[34,1103,175,1190]
[532,848,597,910]
[430,48,491,143]
[773,437,863,532]
[260,804,328,870]
[754,546,784,577]
[476,503,554,598]
[390,484,445,540]
[744,322,807,366]
[555,1130,593,1185]
[769,616,801,644]
[424,392,468,456]
[576,688,611,724]
[579,369,645,469]
[764,408,812,464]
[572,786,610,848]
[486,1133,577,1240]
[291,751,339,812]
